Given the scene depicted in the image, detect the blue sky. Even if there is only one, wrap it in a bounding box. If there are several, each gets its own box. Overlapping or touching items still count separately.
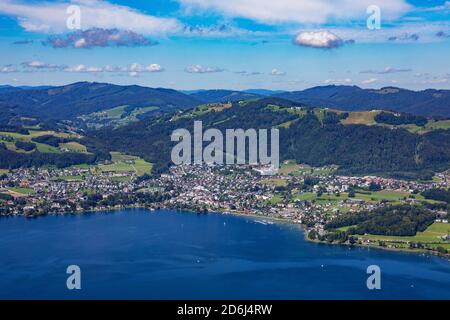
[0,0,449,90]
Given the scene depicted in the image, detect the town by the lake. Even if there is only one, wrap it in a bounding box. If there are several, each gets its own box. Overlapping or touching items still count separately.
[1,158,449,257]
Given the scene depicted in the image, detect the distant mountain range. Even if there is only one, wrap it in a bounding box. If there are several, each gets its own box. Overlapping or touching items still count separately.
[0,85,55,94]
[189,89,262,103]
[0,82,200,120]
[189,85,450,117]
[0,82,449,122]
[273,86,450,118]
[180,89,284,96]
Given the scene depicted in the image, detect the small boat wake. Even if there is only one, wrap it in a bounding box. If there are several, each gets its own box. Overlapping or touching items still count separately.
[254,219,274,225]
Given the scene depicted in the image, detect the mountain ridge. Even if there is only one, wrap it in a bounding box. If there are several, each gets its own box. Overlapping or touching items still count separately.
[0,83,449,123]
[0,82,201,121]
[274,85,450,117]
[90,99,450,178]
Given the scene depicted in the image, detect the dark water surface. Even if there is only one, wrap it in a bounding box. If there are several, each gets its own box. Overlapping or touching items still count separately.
[0,209,449,299]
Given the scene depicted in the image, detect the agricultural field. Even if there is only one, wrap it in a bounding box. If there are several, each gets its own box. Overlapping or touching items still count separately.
[175,103,233,121]
[376,120,450,134]
[51,176,84,182]
[39,152,153,182]
[269,194,284,205]
[0,130,86,154]
[277,119,300,128]
[262,178,288,187]
[354,222,450,249]
[98,152,153,176]
[79,105,159,128]
[403,119,450,134]
[8,187,35,195]
[341,110,380,125]
[59,142,89,153]
[279,160,337,176]
[293,190,423,204]
[425,119,450,131]
[337,110,450,134]
[103,105,128,118]
[313,108,327,122]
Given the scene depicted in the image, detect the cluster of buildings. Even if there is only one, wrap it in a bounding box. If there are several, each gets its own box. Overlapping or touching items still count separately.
[0,165,448,239]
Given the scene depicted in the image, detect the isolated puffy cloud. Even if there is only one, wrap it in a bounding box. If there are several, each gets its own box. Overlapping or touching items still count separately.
[185,65,224,73]
[360,66,412,74]
[129,63,165,73]
[270,69,286,76]
[293,31,352,49]
[388,33,419,41]
[179,0,411,24]
[0,0,181,34]
[146,64,164,72]
[127,63,164,76]
[44,28,157,48]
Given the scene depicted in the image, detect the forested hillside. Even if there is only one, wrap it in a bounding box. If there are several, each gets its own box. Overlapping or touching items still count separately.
[91,99,450,177]
[0,82,201,122]
[275,85,450,117]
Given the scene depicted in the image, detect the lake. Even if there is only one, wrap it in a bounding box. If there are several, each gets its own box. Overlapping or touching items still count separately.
[0,209,449,299]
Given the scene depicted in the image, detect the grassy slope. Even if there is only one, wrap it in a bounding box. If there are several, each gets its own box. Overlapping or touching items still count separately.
[98,152,153,176]
[0,130,87,154]
[341,110,380,125]
[354,223,450,249]
[293,190,428,204]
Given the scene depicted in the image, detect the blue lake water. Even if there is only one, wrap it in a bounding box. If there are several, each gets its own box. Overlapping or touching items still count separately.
[0,208,449,300]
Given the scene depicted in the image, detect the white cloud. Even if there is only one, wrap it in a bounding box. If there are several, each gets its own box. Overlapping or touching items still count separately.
[234,70,262,76]
[361,78,378,84]
[324,21,450,44]
[45,28,158,48]
[293,31,349,48]
[185,64,224,73]
[360,66,412,74]
[64,64,102,73]
[128,63,165,74]
[124,63,163,76]
[21,60,63,70]
[0,0,181,34]
[19,61,164,76]
[146,64,164,73]
[179,0,411,24]
[0,65,18,73]
[270,69,286,76]
[130,63,141,73]
[419,1,450,12]
[104,65,127,72]
[1,61,164,77]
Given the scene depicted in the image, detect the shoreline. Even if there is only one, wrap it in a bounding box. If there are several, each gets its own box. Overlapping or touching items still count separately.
[2,204,449,260]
